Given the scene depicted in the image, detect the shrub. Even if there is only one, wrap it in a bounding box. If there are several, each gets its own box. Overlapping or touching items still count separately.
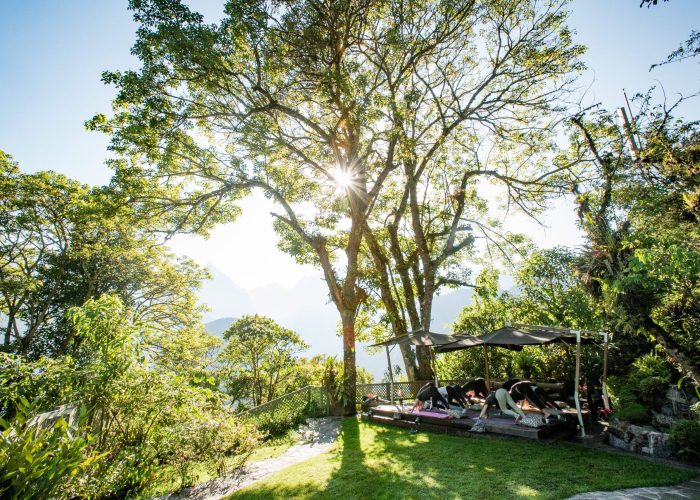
[616,401,652,425]
[669,419,700,462]
[167,416,261,488]
[636,376,670,407]
[0,405,100,500]
[1,296,262,498]
[607,354,673,421]
[632,353,671,381]
[691,401,700,421]
[254,411,308,437]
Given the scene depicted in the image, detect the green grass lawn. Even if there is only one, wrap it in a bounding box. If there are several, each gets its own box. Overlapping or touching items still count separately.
[230,418,695,499]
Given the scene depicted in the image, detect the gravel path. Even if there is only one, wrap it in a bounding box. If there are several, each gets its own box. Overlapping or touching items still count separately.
[156,417,343,500]
[567,476,700,499]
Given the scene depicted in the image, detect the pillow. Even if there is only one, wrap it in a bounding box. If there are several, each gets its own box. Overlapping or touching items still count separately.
[519,414,543,428]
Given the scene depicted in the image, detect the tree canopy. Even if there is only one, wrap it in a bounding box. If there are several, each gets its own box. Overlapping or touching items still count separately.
[218,314,308,407]
[569,95,700,384]
[90,0,584,399]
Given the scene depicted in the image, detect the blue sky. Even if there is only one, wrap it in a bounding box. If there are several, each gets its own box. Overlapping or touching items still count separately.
[1,1,698,188]
[1,0,698,289]
[2,0,698,376]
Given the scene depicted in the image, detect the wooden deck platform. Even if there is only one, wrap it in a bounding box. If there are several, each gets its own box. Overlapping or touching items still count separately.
[361,404,578,441]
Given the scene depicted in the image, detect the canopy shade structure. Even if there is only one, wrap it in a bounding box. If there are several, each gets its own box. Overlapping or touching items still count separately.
[434,325,598,353]
[433,323,606,437]
[369,330,467,348]
[369,330,468,403]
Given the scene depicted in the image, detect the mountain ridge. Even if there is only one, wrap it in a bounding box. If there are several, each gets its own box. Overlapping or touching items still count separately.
[199,264,473,379]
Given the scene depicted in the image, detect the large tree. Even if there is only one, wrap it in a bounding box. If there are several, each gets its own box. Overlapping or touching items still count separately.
[357,0,584,378]
[570,96,700,385]
[91,0,583,409]
[0,150,211,360]
[218,315,308,407]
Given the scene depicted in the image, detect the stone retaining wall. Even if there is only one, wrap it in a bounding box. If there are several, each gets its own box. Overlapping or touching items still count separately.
[607,420,672,458]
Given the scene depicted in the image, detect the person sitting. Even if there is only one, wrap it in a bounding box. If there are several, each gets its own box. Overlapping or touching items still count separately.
[411,382,450,412]
[462,377,489,399]
[509,380,562,418]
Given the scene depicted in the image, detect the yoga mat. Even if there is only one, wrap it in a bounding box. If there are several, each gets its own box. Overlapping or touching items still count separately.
[408,409,452,419]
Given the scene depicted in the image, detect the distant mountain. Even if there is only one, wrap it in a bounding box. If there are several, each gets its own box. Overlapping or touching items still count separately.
[200,265,253,321]
[248,276,340,355]
[196,267,476,380]
[205,317,237,339]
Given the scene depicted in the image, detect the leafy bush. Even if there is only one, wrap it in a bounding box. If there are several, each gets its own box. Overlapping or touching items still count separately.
[1,296,261,498]
[625,353,671,407]
[615,401,652,425]
[0,404,100,500]
[514,350,539,380]
[691,401,700,421]
[607,353,673,424]
[669,420,700,462]
[254,411,309,437]
[635,376,670,407]
[632,353,671,380]
[166,415,261,488]
[250,396,328,437]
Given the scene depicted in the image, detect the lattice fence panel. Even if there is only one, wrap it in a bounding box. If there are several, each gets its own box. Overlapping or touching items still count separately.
[236,386,329,431]
[356,380,461,403]
[233,378,567,432]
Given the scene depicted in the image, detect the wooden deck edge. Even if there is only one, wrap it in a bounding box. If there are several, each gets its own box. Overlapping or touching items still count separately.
[363,408,575,441]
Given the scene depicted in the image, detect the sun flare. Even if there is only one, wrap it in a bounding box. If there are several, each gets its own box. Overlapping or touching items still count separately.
[331,167,354,190]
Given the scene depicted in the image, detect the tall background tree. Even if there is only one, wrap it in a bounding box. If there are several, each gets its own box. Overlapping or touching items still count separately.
[0,150,213,362]
[218,315,308,407]
[91,0,584,400]
[357,0,584,378]
[570,95,700,385]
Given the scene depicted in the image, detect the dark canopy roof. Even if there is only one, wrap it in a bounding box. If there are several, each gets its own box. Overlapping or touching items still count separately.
[434,326,597,353]
[369,330,466,348]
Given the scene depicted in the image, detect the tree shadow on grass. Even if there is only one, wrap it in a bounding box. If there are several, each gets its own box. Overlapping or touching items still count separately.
[232,419,695,500]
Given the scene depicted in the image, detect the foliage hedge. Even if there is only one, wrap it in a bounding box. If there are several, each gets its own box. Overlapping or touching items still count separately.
[669,419,700,462]
[0,296,261,499]
[607,353,672,425]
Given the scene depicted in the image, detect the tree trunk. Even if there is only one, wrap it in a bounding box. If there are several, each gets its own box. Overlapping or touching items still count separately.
[643,316,700,386]
[416,274,436,380]
[363,224,419,380]
[398,344,418,381]
[3,314,13,348]
[341,310,357,416]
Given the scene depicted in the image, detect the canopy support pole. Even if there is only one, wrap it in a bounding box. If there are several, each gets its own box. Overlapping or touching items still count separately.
[431,348,439,386]
[385,345,395,404]
[573,330,586,437]
[483,345,492,392]
[601,331,610,411]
